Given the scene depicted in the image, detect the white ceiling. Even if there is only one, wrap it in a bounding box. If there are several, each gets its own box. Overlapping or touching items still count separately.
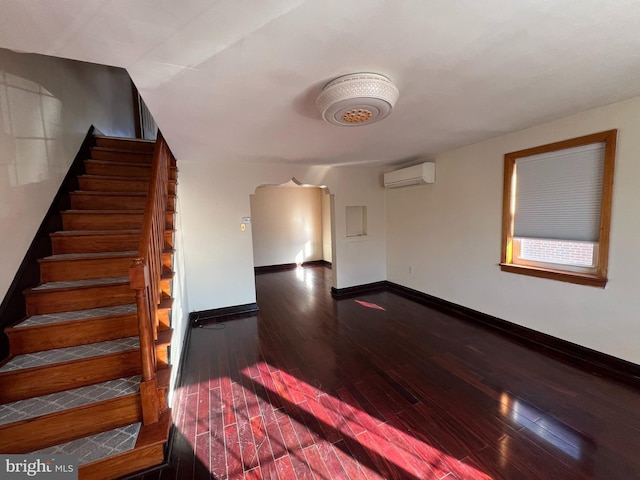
[2,0,640,167]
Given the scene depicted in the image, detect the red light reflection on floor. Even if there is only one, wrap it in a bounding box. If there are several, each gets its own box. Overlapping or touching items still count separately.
[354,300,386,311]
[180,360,492,479]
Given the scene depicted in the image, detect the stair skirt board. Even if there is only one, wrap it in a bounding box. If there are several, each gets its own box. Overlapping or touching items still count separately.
[0,134,175,477]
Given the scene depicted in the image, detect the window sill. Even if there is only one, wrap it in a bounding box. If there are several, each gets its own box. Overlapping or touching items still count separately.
[499,263,607,288]
[345,235,369,244]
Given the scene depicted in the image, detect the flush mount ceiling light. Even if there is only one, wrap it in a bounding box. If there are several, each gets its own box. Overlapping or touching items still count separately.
[316,73,399,127]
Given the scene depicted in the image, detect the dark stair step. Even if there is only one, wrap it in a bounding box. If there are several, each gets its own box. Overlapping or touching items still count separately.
[61,210,145,231]
[0,376,142,453]
[78,175,150,193]
[79,409,171,479]
[50,230,141,254]
[24,277,135,315]
[76,174,176,195]
[70,191,148,210]
[85,159,152,179]
[38,251,138,282]
[7,304,138,354]
[93,135,155,153]
[0,337,142,403]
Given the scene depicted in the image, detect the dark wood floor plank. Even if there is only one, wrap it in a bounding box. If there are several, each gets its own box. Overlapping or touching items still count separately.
[126,265,640,480]
[315,440,349,479]
[274,454,296,480]
[224,422,243,480]
[302,445,334,480]
[289,448,315,480]
[305,396,344,444]
[194,433,210,477]
[274,408,303,453]
[330,439,368,480]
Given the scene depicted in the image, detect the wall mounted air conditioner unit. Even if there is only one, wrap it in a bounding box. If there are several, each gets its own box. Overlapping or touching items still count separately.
[384,162,435,188]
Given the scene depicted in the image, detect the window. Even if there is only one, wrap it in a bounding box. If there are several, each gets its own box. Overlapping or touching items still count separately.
[500,130,617,287]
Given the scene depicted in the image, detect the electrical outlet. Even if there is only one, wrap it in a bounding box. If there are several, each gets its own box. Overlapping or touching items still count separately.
[408,266,413,274]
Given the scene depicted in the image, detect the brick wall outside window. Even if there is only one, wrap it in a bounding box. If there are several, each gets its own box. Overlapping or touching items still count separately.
[518,238,594,267]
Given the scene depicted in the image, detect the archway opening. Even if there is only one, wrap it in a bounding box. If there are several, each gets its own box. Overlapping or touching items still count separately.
[249,177,335,285]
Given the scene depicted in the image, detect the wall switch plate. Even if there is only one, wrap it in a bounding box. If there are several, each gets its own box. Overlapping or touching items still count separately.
[242,217,251,224]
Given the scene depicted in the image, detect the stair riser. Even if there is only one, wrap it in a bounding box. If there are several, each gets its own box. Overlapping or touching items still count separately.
[91,149,153,163]
[25,284,134,315]
[51,232,141,254]
[0,350,141,403]
[158,308,170,331]
[0,394,142,453]
[161,277,171,295]
[70,193,148,210]
[157,348,168,369]
[167,196,176,211]
[155,329,172,370]
[164,230,174,249]
[165,212,175,230]
[78,177,149,193]
[39,256,136,282]
[93,138,155,153]
[7,314,138,354]
[62,212,144,230]
[85,161,152,179]
[162,252,173,270]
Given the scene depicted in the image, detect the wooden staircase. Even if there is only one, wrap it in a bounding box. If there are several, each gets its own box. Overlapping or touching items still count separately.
[0,134,177,479]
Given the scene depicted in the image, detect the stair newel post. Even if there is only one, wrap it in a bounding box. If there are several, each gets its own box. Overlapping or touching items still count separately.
[130,258,160,425]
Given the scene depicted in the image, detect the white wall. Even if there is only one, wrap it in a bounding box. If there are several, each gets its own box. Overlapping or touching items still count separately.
[0,48,135,300]
[179,163,385,312]
[386,95,640,365]
[250,186,323,267]
[322,192,332,263]
[167,195,190,407]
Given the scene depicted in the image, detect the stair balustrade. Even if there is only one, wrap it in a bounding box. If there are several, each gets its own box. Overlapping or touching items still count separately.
[129,131,174,425]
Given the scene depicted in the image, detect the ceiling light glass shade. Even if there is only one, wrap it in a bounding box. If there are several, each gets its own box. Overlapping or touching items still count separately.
[316,73,399,127]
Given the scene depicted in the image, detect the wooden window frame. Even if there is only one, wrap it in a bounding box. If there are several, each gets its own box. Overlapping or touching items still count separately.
[500,130,617,287]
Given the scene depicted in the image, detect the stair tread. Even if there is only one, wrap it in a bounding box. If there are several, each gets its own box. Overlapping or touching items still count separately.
[29,276,129,291]
[63,209,145,214]
[80,174,150,181]
[0,337,140,373]
[79,174,175,184]
[52,229,141,236]
[71,190,148,196]
[0,375,140,426]
[94,135,155,144]
[32,422,142,465]
[14,304,137,328]
[42,251,137,261]
[87,159,152,166]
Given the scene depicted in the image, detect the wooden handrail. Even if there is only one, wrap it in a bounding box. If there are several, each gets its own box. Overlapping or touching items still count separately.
[129,131,173,425]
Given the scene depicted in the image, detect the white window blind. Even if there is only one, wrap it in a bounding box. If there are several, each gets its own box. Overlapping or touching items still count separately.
[513,143,605,242]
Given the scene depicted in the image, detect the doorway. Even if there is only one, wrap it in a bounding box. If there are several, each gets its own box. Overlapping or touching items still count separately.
[249,178,335,283]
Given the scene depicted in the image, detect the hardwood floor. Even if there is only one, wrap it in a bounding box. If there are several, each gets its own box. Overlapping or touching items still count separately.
[131,265,640,479]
